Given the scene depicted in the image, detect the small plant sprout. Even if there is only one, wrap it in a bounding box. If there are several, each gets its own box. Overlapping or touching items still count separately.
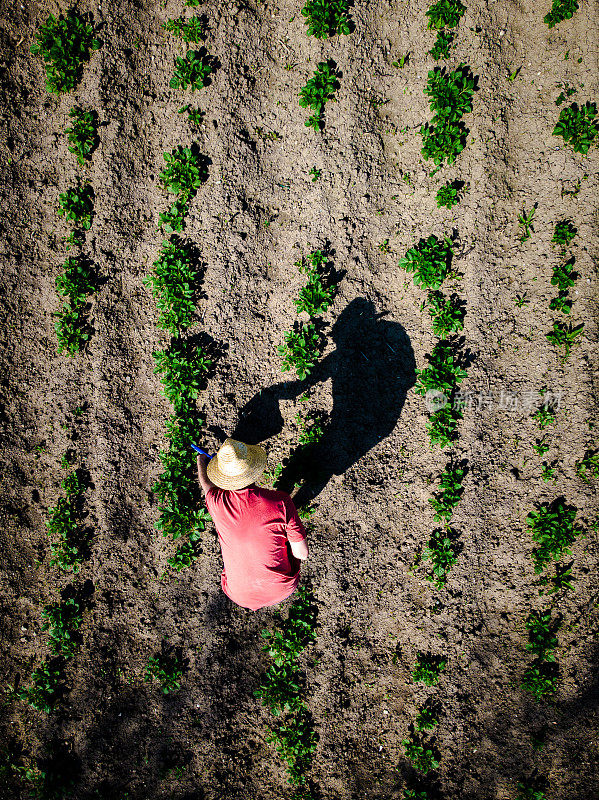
[426,291,465,337]
[521,660,558,700]
[552,220,577,251]
[411,652,447,685]
[152,339,212,410]
[170,49,213,91]
[143,236,201,335]
[160,145,208,200]
[538,562,575,595]
[524,609,560,661]
[41,596,85,659]
[532,392,558,428]
[425,0,466,30]
[58,182,94,230]
[162,16,207,42]
[398,234,454,290]
[435,180,466,208]
[178,105,205,125]
[402,734,441,774]
[541,462,557,482]
[429,29,454,60]
[415,703,440,731]
[518,204,537,242]
[553,101,598,153]
[65,106,99,164]
[379,238,391,254]
[31,11,100,94]
[278,322,320,380]
[575,447,599,482]
[544,0,579,28]
[293,249,336,316]
[533,436,550,456]
[17,660,62,713]
[428,464,466,524]
[309,166,322,181]
[145,644,184,694]
[545,320,584,358]
[526,497,583,573]
[420,64,477,166]
[301,0,351,38]
[415,340,468,398]
[299,59,340,131]
[514,293,530,308]
[422,527,458,587]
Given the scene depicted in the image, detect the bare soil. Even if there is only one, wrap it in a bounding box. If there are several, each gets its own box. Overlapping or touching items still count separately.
[1,1,598,799]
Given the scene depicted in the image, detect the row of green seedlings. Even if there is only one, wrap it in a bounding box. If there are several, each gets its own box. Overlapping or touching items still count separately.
[14,447,93,715]
[254,584,318,799]
[30,11,102,356]
[145,7,216,572]
[546,220,584,360]
[425,0,466,62]
[399,233,468,449]
[400,653,447,797]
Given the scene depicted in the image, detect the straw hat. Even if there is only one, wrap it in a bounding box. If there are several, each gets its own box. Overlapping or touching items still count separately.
[206,438,267,490]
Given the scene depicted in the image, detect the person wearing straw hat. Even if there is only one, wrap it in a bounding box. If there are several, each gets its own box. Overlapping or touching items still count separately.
[196,438,309,611]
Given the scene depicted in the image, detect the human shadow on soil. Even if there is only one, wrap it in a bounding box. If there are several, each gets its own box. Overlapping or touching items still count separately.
[231,297,417,506]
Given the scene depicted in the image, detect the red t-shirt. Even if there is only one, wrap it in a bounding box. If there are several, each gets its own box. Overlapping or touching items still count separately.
[204,484,307,611]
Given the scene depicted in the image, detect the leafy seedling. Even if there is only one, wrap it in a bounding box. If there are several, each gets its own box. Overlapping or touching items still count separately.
[538,562,575,595]
[152,339,212,410]
[415,704,440,731]
[301,0,351,38]
[267,705,316,787]
[278,322,320,380]
[555,81,576,105]
[170,49,213,91]
[144,236,200,335]
[533,436,550,456]
[399,234,453,290]
[518,205,536,242]
[17,660,63,713]
[521,660,558,700]
[544,0,579,28]
[429,29,454,60]
[65,106,99,164]
[508,67,522,82]
[428,464,466,524]
[41,597,85,659]
[254,661,304,716]
[178,105,205,125]
[163,16,207,42]
[57,182,94,230]
[160,145,208,200]
[552,220,577,251]
[402,734,441,774]
[299,59,340,131]
[553,101,598,154]
[426,0,466,30]
[541,462,557,482]
[412,652,447,685]
[526,497,582,573]
[551,256,577,291]
[545,320,584,358]
[293,249,336,316]
[415,340,468,397]
[420,64,477,166]
[55,255,96,303]
[422,527,458,587]
[575,448,599,482]
[524,609,560,661]
[31,11,100,94]
[54,299,92,357]
[309,166,322,181]
[514,293,529,308]
[145,645,184,694]
[426,291,465,337]
[435,180,466,208]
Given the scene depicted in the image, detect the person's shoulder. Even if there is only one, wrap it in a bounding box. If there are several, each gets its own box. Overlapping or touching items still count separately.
[254,485,291,502]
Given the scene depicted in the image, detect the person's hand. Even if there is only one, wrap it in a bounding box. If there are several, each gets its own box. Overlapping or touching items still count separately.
[197,453,209,467]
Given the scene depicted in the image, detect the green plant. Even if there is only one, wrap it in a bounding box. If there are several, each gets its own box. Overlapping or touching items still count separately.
[55,256,96,303]
[575,448,599,482]
[518,205,536,242]
[426,403,463,449]
[545,320,584,358]
[30,11,100,94]
[54,300,92,356]
[541,462,557,482]
[160,145,208,200]
[420,64,476,166]
[309,166,322,181]
[555,81,576,105]
[551,256,577,291]
[553,101,598,153]
[158,198,190,234]
[552,219,577,251]
[403,790,433,800]
[435,180,463,208]
[264,462,283,486]
[293,250,336,316]
[533,436,550,456]
[548,291,572,315]
[526,497,582,573]
[521,661,558,700]
[411,652,447,685]
[398,234,453,290]
[426,0,466,29]
[426,291,465,337]
[163,16,207,42]
[544,0,579,28]
[538,562,575,594]
[145,647,184,694]
[415,340,468,397]
[152,339,212,410]
[254,661,304,716]
[299,59,340,131]
[415,704,439,731]
[428,464,466,523]
[524,609,560,661]
[402,735,440,774]
[186,0,201,5]
[301,0,351,38]
[532,393,558,428]
[296,409,327,446]
[178,104,205,125]
[57,182,94,230]
[170,49,213,90]
[514,293,529,308]
[167,532,201,571]
[422,527,458,587]
[65,106,99,164]
[46,469,88,571]
[278,322,320,380]
[41,597,84,659]
[267,706,316,786]
[17,661,62,713]
[144,236,200,335]
[429,29,454,60]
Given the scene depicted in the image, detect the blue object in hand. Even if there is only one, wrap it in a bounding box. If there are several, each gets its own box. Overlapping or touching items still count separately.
[191,443,214,459]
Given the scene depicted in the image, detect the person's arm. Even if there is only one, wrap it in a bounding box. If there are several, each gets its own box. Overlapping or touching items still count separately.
[283,495,309,560]
[197,454,217,495]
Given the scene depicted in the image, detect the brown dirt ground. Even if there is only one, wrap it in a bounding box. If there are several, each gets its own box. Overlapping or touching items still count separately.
[1,0,598,798]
